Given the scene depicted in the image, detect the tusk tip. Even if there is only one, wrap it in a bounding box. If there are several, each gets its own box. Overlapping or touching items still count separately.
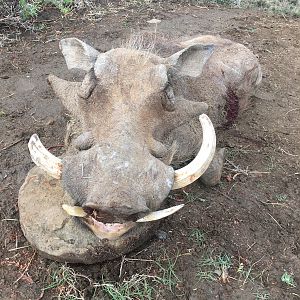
[136,204,185,223]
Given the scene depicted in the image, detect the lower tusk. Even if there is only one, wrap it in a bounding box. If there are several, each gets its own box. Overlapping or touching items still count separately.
[62,204,87,217]
[172,114,216,190]
[136,204,184,222]
[28,134,63,179]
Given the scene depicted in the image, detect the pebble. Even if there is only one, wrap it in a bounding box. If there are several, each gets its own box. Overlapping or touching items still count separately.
[156,229,168,240]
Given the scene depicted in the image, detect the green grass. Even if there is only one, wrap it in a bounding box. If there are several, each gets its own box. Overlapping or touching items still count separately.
[99,274,157,300]
[44,252,182,300]
[155,251,181,292]
[281,271,296,287]
[19,0,75,20]
[249,0,300,16]
[100,253,182,299]
[197,251,232,282]
[43,265,91,299]
[275,193,288,202]
[16,0,300,23]
[1,0,298,36]
[189,0,300,16]
[254,290,270,300]
[236,262,257,285]
[189,229,206,247]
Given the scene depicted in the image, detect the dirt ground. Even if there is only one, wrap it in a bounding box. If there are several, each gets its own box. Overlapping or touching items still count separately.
[1,2,300,299]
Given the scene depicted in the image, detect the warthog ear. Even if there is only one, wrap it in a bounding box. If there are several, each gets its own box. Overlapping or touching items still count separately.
[59,38,100,71]
[166,44,214,77]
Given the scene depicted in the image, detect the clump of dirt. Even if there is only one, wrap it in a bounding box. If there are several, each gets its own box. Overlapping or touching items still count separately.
[0,2,299,299]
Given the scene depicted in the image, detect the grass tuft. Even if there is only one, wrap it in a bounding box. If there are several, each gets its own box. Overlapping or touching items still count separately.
[197,251,232,282]
[43,252,183,299]
[43,265,91,299]
[18,0,75,20]
[99,274,157,300]
[155,250,181,292]
[189,229,206,247]
[281,271,296,287]
[254,290,270,300]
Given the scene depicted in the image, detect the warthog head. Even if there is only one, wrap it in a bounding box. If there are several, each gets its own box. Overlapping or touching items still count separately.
[28,38,216,241]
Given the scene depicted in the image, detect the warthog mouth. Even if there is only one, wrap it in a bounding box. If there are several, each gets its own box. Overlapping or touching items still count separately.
[62,203,184,241]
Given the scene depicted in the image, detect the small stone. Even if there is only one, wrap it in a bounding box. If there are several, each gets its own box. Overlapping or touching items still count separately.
[147,19,161,24]
[156,229,167,240]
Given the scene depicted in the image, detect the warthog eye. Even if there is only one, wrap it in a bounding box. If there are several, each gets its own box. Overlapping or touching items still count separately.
[162,82,175,111]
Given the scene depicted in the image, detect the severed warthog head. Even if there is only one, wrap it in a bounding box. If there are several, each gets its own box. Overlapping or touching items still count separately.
[28,38,217,241]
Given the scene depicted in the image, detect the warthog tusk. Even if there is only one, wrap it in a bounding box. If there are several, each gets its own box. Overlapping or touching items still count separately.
[62,203,184,237]
[135,204,184,222]
[62,204,88,217]
[172,114,216,190]
[28,134,63,179]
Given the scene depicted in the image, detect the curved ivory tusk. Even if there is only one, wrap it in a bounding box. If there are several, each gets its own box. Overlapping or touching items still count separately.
[172,114,216,190]
[28,134,63,179]
[136,204,184,222]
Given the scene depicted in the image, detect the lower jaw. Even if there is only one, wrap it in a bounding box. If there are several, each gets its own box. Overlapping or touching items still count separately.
[62,204,136,241]
[82,216,136,241]
[62,203,185,241]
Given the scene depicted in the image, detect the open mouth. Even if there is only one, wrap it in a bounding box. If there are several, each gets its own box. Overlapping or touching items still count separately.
[62,204,184,241]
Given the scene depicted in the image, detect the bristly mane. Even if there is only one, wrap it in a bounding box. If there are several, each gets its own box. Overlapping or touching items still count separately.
[123,33,156,52]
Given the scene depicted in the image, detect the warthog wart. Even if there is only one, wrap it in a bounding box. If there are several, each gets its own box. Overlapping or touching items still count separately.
[19,35,261,263]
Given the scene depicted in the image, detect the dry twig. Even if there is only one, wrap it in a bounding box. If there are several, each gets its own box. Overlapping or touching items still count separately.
[267,213,283,229]
[0,138,23,152]
[14,251,36,284]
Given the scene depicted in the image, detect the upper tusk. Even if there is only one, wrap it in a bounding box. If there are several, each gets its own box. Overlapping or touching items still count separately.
[172,114,216,190]
[136,204,184,222]
[28,134,63,179]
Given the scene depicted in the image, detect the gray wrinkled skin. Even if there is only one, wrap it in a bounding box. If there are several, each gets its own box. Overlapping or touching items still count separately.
[19,35,262,263]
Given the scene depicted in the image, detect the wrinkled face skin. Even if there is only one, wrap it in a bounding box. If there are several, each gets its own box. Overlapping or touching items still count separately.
[63,49,175,215]
[29,38,216,241]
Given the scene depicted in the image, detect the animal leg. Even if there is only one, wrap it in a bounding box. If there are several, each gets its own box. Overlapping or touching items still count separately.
[200,148,225,186]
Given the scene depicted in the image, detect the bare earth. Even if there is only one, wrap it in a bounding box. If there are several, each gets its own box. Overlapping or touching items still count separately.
[0,2,300,299]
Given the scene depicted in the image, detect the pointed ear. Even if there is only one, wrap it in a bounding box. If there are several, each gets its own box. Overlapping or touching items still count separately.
[59,38,100,71]
[166,44,214,77]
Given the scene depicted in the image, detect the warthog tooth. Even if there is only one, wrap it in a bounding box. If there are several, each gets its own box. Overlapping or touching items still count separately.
[135,204,185,222]
[28,134,63,179]
[62,204,88,217]
[172,114,216,190]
